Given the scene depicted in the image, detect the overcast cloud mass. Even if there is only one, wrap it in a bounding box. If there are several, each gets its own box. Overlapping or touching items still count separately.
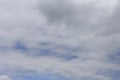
[0,0,120,80]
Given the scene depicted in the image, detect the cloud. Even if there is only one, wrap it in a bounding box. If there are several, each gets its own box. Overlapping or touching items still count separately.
[0,0,120,80]
[0,75,12,80]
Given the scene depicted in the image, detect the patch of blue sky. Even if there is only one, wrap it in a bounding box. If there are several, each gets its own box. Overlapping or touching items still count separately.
[58,54,78,61]
[13,73,73,80]
[103,70,120,80]
[110,70,120,80]
[38,42,52,46]
[36,48,78,60]
[14,41,28,52]
[108,52,120,64]
[12,41,80,61]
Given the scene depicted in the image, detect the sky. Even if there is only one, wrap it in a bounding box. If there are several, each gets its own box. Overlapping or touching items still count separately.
[0,0,120,80]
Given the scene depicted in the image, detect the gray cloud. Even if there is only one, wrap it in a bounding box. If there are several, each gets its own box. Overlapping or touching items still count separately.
[0,0,120,80]
[37,0,109,34]
[0,75,12,80]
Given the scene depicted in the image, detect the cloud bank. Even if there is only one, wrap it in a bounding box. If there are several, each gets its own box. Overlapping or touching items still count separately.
[0,0,120,80]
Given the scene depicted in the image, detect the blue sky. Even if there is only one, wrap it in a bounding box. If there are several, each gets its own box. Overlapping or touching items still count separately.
[0,0,120,80]
[13,74,73,80]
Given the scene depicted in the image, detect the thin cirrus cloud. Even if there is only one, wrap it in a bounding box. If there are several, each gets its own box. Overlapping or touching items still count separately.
[0,0,120,80]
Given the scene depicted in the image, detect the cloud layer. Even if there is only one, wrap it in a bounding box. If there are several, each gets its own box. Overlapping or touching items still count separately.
[0,0,120,80]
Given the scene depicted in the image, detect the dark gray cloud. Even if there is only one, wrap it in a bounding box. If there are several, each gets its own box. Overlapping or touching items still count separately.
[38,0,97,27]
